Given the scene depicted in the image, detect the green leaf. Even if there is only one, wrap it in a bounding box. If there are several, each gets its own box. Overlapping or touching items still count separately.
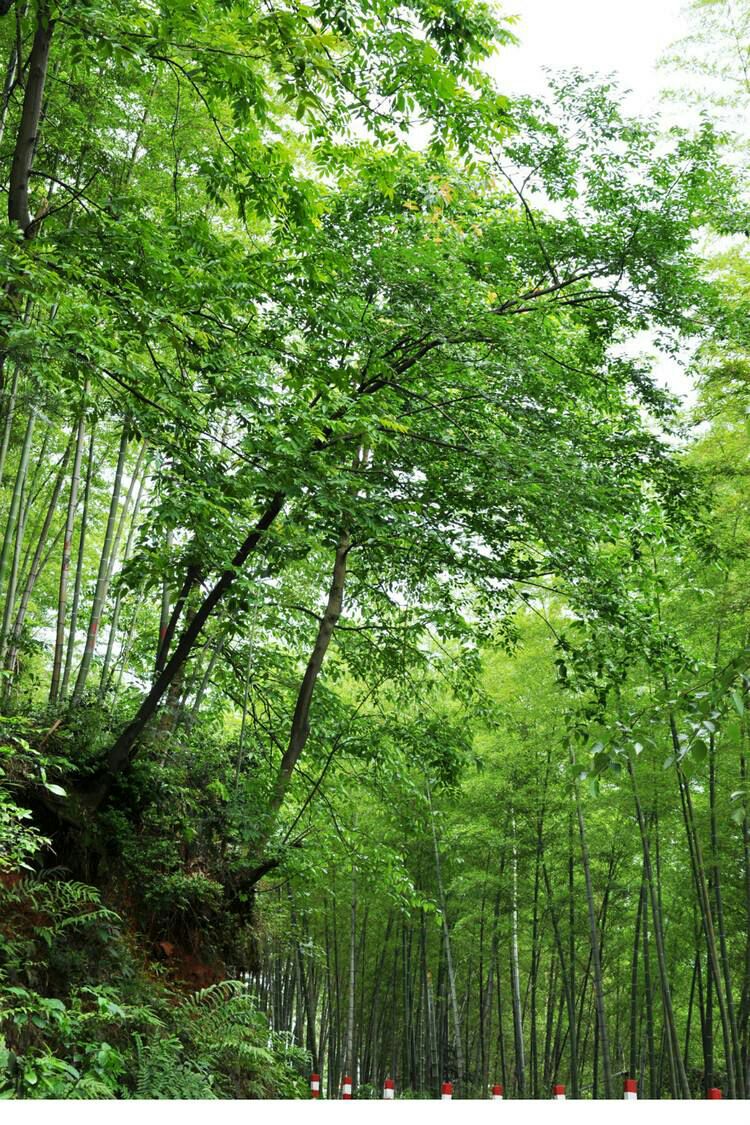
[43,783,67,798]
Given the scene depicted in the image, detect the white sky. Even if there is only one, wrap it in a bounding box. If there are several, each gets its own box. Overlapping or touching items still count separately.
[493,0,690,112]
[488,1,697,405]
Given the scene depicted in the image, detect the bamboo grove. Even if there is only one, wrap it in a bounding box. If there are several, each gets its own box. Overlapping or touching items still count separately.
[1,0,750,1102]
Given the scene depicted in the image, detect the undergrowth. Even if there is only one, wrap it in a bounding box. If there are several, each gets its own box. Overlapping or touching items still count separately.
[0,873,308,1098]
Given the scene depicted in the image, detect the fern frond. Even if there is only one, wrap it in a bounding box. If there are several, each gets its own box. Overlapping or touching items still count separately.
[182,980,245,1010]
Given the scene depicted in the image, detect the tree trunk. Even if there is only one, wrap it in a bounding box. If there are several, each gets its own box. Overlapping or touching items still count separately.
[0,407,35,649]
[61,427,95,699]
[7,4,54,237]
[103,490,286,783]
[543,860,578,1097]
[72,428,129,702]
[509,813,525,1097]
[627,755,691,1097]
[4,434,72,678]
[629,872,645,1081]
[0,363,20,485]
[98,460,147,697]
[429,780,465,1092]
[572,765,613,1098]
[345,870,356,1082]
[50,403,86,704]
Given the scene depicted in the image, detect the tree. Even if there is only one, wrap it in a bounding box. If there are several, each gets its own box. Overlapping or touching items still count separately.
[2,0,750,1101]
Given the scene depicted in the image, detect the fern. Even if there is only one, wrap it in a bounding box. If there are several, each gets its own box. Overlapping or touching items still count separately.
[68,1076,118,1100]
[163,982,309,1099]
[181,979,246,1011]
[131,1032,216,1100]
[1,875,120,937]
[0,871,308,1099]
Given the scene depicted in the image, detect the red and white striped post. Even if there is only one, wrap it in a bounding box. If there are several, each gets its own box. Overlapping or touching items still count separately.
[310,1072,321,1098]
[342,1076,353,1100]
[383,1077,395,1100]
[441,1081,453,1100]
[491,1084,504,1100]
[624,1078,637,1100]
[707,1088,723,1100]
[553,1084,566,1100]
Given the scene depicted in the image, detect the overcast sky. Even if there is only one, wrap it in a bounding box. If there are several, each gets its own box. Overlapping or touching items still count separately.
[489,1,697,403]
[493,0,690,111]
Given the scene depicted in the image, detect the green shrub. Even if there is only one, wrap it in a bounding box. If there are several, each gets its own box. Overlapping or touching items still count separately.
[0,876,308,1099]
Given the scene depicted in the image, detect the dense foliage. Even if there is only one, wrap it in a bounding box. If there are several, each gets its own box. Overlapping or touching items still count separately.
[1,0,750,1101]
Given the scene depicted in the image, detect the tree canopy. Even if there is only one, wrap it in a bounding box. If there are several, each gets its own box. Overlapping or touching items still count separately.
[1,0,750,1103]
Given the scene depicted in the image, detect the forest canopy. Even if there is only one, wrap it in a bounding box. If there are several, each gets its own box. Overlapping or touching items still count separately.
[0,0,750,1103]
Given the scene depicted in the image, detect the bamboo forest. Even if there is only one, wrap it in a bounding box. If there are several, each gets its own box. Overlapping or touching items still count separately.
[1,0,750,1104]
